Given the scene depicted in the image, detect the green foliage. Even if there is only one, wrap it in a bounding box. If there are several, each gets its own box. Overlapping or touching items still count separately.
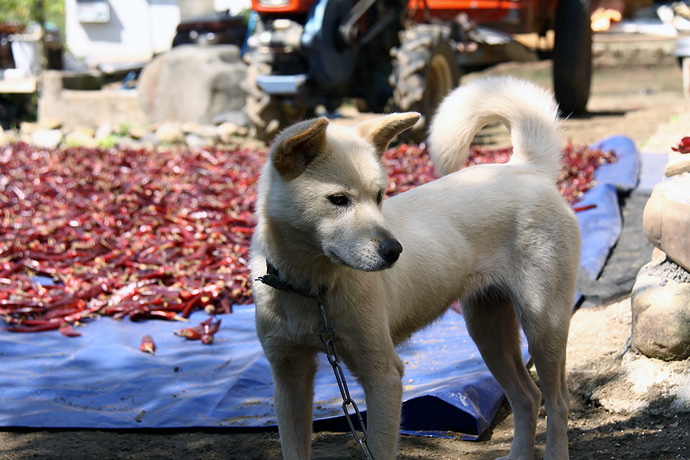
[0,0,64,28]
[98,134,119,149]
[116,122,132,137]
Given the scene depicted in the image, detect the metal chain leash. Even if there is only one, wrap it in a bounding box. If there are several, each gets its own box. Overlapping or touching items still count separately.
[257,263,376,459]
[315,294,377,460]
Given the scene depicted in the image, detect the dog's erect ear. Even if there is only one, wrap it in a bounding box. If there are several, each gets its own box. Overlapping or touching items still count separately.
[270,117,329,179]
[357,112,421,156]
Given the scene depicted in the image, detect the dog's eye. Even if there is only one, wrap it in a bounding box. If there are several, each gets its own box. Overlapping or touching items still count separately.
[376,191,383,205]
[328,194,349,207]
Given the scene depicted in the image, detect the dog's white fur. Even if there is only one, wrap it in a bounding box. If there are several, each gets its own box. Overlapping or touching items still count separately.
[250,76,580,460]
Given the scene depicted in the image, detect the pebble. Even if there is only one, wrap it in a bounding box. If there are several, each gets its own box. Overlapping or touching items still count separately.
[63,130,99,148]
[94,122,114,140]
[31,128,63,149]
[155,122,186,144]
[38,116,62,130]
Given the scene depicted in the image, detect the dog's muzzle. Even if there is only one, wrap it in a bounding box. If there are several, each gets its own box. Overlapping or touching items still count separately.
[378,239,403,265]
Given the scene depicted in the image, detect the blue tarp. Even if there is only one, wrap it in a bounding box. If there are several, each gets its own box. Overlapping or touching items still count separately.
[0,136,639,438]
[577,135,639,279]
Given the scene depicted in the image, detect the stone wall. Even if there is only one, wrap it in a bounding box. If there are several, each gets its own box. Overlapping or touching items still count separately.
[38,71,147,130]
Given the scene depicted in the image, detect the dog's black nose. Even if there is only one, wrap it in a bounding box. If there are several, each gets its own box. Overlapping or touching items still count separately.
[379,239,403,264]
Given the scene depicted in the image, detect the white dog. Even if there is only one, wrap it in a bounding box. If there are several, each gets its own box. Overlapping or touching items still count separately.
[250,76,580,460]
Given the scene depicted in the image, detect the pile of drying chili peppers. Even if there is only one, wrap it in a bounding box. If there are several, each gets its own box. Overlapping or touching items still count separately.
[1,143,264,336]
[383,141,616,204]
[1,140,614,337]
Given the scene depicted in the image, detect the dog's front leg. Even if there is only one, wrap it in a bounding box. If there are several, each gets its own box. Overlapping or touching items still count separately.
[269,350,319,460]
[349,344,405,460]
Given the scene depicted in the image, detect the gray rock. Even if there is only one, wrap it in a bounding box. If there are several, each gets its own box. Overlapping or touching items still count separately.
[63,130,98,148]
[643,174,690,272]
[217,122,248,143]
[137,45,247,125]
[95,122,114,140]
[20,121,38,135]
[182,122,218,140]
[127,126,148,140]
[38,117,62,130]
[73,125,95,137]
[31,129,63,149]
[140,132,160,147]
[631,257,690,361]
[212,110,248,127]
[184,133,214,149]
[155,122,185,144]
[115,136,145,150]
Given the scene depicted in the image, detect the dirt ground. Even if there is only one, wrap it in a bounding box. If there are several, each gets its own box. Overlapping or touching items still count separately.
[2,38,690,459]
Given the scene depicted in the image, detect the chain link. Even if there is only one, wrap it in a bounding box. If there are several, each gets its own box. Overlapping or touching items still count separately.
[257,263,376,459]
[316,297,376,460]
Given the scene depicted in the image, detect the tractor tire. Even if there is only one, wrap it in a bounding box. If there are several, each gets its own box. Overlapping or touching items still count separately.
[553,0,592,115]
[389,24,460,142]
[242,55,315,142]
[242,59,281,141]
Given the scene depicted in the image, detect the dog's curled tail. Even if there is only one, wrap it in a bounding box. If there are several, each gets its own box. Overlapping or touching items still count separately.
[427,76,562,181]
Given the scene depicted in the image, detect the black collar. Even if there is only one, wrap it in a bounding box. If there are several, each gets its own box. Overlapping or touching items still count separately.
[256,261,325,300]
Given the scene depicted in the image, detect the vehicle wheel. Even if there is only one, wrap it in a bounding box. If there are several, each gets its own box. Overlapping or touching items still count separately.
[389,24,460,141]
[242,52,316,141]
[241,56,282,141]
[553,0,592,115]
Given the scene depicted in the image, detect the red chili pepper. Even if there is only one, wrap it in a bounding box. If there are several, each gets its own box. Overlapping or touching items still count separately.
[149,310,187,322]
[219,295,232,315]
[231,226,254,235]
[180,292,203,318]
[201,317,221,344]
[138,267,167,280]
[671,136,690,153]
[0,259,26,279]
[572,204,597,212]
[174,316,221,344]
[59,323,82,337]
[4,322,61,333]
[174,327,202,340]
[140,334,156,353]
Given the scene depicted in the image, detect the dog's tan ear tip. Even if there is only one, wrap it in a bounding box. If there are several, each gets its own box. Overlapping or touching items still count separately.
[397,112,422,132]
[314,116,329,127]
[407,112,422,127]
[397,112,422,129]
[306,117,329,139]
[302,116,329,138]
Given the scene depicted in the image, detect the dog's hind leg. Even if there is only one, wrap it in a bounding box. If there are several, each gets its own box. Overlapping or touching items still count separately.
[515,287,571,460]
[269,350,319,460]
[462,289,542,460]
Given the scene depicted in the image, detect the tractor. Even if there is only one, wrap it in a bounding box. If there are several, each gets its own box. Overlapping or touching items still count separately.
[243,0,591,140]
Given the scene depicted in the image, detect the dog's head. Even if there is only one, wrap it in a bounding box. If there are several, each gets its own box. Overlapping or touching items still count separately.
[259,112,419,271]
